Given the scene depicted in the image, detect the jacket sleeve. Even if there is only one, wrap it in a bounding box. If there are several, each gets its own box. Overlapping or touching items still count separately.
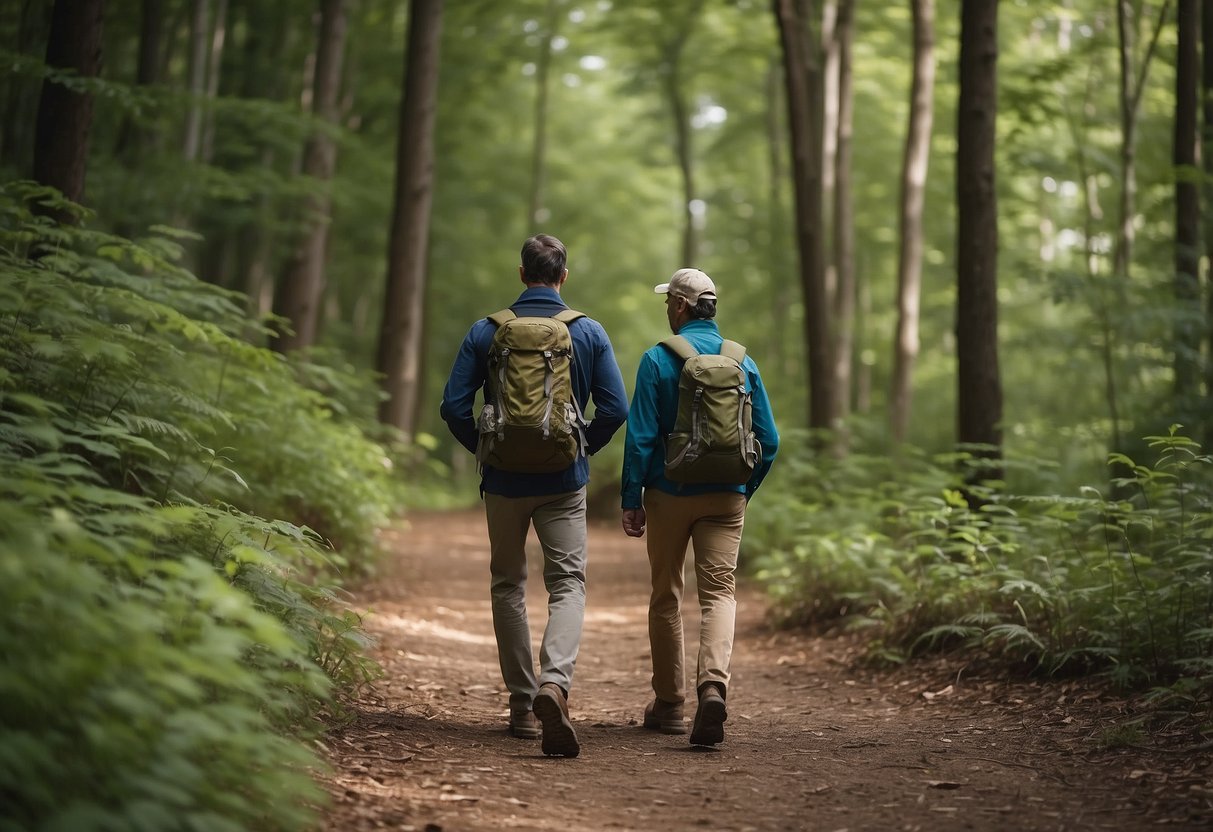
[745,360,779,499]
[584,324,629,455]
[620,352,661,509]
[439,323,488,455]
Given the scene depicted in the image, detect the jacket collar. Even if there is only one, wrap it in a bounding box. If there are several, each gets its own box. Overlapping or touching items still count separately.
[514,285,567,307]
[676,318,721,336]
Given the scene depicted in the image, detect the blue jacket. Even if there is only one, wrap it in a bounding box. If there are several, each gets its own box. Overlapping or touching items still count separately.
[440,286,629,497]
[621,318,779,509]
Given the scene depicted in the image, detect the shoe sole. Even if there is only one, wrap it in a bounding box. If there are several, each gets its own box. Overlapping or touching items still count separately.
[690,696,727,746]
[533,690,580,757]
[643,716,688,735]
[508,725,541,740]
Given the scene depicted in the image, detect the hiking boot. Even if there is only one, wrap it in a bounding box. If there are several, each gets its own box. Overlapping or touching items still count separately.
[643,698,687,735]
[532,682,580,758]
[508,710,540,739]
[690,685,727,746]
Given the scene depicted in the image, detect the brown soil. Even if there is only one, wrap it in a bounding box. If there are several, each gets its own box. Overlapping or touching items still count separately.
[321,510,1213,832]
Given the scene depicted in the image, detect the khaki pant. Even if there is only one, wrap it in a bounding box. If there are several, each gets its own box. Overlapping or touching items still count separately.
[484,488,587,715]
[643,489,746,705]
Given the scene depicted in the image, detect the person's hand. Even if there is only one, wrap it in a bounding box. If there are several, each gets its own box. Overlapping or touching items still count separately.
[621,508,646,538]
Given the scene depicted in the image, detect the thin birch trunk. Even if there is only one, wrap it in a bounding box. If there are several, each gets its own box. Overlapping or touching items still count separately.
[890,0,935,444]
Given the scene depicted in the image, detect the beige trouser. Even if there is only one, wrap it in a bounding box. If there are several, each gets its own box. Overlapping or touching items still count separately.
[484,488,587,715]
[644,488,747,705]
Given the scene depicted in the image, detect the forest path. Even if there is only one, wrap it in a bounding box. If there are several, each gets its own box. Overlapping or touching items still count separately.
[322,510,1210,831]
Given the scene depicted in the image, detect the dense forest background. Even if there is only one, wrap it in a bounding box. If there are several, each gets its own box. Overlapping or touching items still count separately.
[2,0,1211,829]
[8,0,1209,474]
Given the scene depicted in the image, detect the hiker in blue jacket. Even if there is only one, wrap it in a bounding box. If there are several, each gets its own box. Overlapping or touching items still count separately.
[440,234,627,757]
[620,268,779,746]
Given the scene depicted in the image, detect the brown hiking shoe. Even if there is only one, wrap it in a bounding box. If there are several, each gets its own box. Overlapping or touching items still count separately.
[690,685,727,746]
[532,683,580,757]
[508,710,540,739]
[643,698,687,734]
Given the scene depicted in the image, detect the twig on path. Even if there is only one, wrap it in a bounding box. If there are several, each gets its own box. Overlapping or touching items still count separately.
[962,755,1079,788]
[343,752,417,764]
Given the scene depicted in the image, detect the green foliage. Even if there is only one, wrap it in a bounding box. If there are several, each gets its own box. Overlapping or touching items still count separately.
[0,183,406,829]
[750,426,1213,706]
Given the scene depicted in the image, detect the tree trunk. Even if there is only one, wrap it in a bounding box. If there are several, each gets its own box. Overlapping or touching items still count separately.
[182,0,210,162]
[766,58,794,379]
[1173,0,1201,403]
[235,0,294,318]
[890,0,935,444]
[830,0,855,431]
[271,0,349,353]
[115,0,165,161]
[376,0,444,436]
[1113,1,1171,283]
[1202,0,1213,444]
[1,0,53,177]
[662,0,706,267]
[527,0,560,228]
[32,0,105,222]
[821,0,838,306]
[955,0,1002,477]
[774,0,835,432]
[199,0,230,163]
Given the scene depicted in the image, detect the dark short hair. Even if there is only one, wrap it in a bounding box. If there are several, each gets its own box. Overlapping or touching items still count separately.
[520,234,567,285]
[689,297,717,320]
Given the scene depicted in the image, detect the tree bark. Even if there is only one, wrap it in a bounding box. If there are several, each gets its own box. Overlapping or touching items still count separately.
[115,0,165,161]
[766,58,794,379]
[890,0,935,444]
[199,0,230,163]
[1113,1,1171,284]
[376,0,444,436]
[821,0,838,305]
[1202,0,1213,444]
[1,0,51,175]
[1173,0,1201,402]
[182,0,210,162]
[830,0,855,430]
[662,0,706,267]
[32,0,105,221]
[528,0,560,229]
[272,0,349,353]
[774,0,835,432]
[955,0,1002,477]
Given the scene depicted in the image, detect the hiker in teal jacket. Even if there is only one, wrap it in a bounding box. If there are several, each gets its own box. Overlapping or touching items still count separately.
[620,268,779,746]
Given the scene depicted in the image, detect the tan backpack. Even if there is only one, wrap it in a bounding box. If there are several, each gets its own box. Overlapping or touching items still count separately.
[662,335,760,484]
[476,308,587,473]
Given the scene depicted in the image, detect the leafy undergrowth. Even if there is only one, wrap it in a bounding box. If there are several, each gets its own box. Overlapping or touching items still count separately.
[0,183,409,830]
[748,426,1213,723]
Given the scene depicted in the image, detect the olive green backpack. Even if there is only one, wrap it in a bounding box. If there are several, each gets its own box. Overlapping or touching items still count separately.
[662,336,760,484]
[476,308,588,473]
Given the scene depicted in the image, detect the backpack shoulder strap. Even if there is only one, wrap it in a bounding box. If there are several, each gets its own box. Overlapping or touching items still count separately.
[553,308,585,325]
[487,309,516,327]
[660,335,699,362]
[720,340,747,364]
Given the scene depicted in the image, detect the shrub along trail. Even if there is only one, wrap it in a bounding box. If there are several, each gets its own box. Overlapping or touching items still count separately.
[322,510,1212,831]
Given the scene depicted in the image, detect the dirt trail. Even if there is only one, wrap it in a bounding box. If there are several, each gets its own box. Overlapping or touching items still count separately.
[322,510,1211,831]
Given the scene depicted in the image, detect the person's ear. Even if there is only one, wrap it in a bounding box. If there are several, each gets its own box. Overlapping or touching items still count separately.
[558,268,568,287]
[519,265,526,283]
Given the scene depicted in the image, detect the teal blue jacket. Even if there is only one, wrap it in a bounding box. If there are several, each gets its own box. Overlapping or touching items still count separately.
[620,318,779,510]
